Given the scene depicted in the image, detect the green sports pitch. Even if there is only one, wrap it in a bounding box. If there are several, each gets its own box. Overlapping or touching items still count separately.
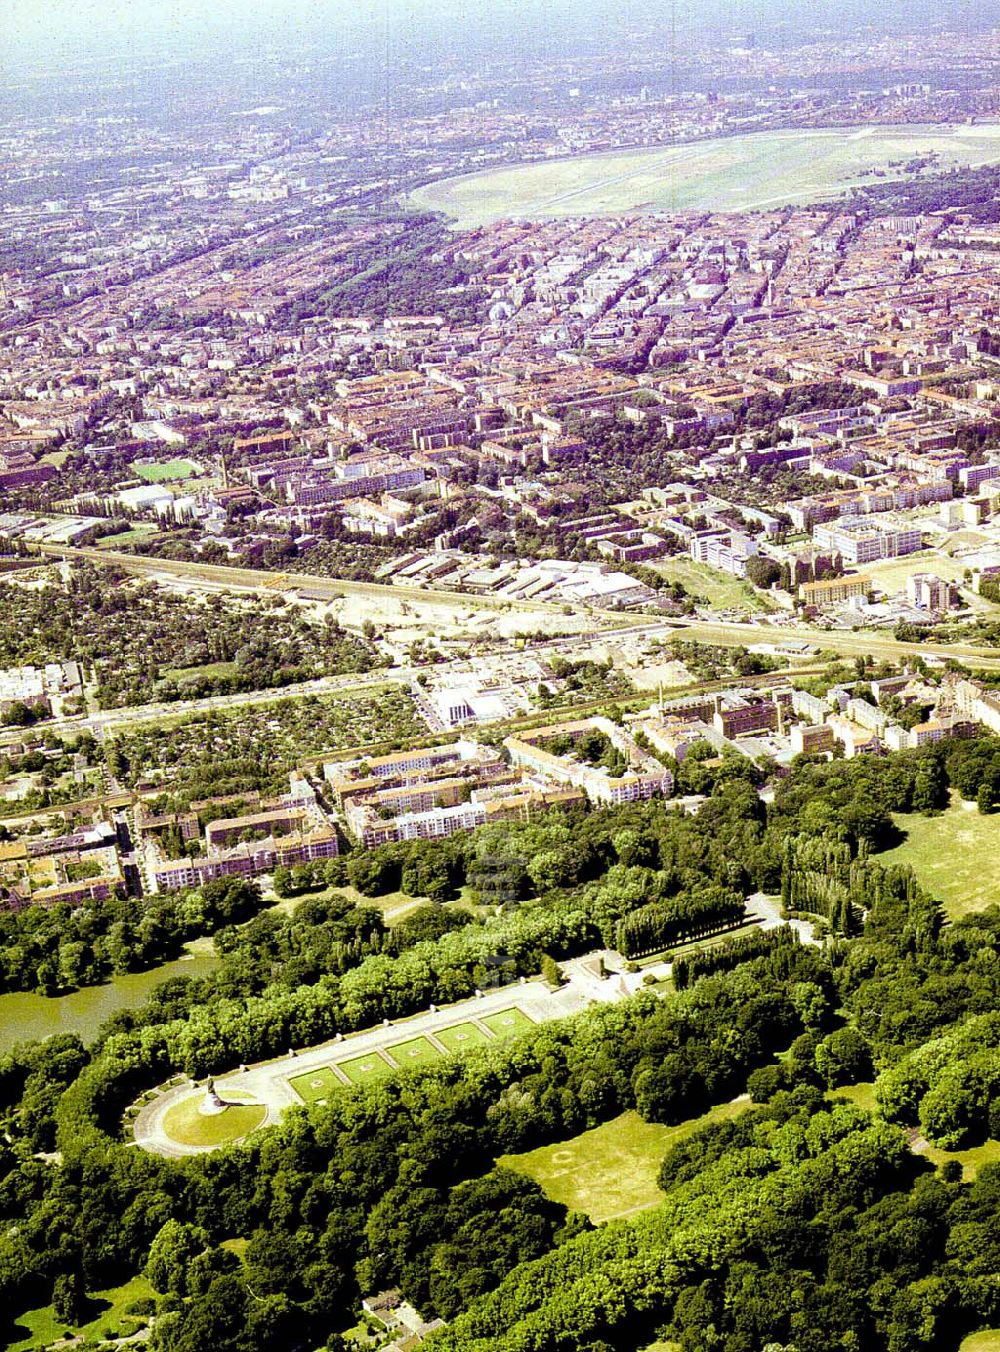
[134,458,200,482]
[408,123,1000,227]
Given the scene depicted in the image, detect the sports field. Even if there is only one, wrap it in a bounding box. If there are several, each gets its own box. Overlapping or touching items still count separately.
[409,124,1000,227]
[501,1100,750,1223]
[879,795,1000,919]
[135,458,200,482]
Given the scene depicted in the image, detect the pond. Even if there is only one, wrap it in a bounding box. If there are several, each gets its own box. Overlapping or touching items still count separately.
[0,951,219,1051]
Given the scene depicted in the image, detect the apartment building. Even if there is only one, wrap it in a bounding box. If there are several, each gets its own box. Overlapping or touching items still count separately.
[812,521,922,565]
[504,716,673,806]
[799,574,871,607]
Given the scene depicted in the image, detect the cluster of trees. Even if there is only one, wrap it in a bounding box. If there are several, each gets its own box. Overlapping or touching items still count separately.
[846,162,1000,224]
[877,1012,1000,1150]
[615,883,745,958]
[289,216,487,325]
[7,732,1000,1346]
[0,565,383,711]
[0,877,263,995]
[673,925,795,990]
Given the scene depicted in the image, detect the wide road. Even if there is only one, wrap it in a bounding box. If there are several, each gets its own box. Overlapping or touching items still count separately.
[33,542,1000,671]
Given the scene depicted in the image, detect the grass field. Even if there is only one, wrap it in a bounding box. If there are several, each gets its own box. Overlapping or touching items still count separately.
[650,556,772,614]
[482,1007,536,1039]
[339,1052,394,1086]
[161,1093,266,1147]
[288,1065,342,1105]
[879,795,1000,918]
[435,1020,492,1052]
[95,525,160,549]
[388,1035,444,1068]
[160,659,238,685]
[828,1081,877,1113]
[962,1333,1000,1352]
[409,124,1000,227]
[135,457,200,482]
[500,1099,749,1223]
[913,1137,1000,1182]
[8,1274,156,1351]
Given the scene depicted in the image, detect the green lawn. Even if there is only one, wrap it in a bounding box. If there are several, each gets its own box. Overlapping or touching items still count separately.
[828,1081,877,1113]
[135,457,200,482]
[435,1020,492,1052]
[913,1137,1000,1182]
[481,1007,536,1039]
[500,1100,749,1224]
[161,1092,266,1147]
[288,1065,342,1105]
[96,525,160,549]
[962,1333,1000,1352]
[387,1035,444,1068]
[339,1052,394,1086]
[649,556,771,614]
[879,795,1000,918]
[160,659,238,685]
[8,1274,157,1350]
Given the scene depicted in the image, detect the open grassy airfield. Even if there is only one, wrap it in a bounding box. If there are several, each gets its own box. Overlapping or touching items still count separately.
[410,124,1000,226]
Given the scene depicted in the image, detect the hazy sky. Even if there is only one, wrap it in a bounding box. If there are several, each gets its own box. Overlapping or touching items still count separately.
[2,0,996,71]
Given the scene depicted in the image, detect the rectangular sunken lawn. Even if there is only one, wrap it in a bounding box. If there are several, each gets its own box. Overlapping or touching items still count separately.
[386,1036,444,1069]
[288,1065,342,1104]
[481,1007,536,1039]
[434,1020,492,1053]
[338,1051,395,1086]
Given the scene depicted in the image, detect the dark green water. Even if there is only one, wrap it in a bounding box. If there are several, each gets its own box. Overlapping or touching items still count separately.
[0,953,219,1051]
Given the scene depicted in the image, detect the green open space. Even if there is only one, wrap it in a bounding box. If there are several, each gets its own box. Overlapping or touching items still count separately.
[409,124,1000,227]
[913,1137,1000,1182]
[387,1035,444,1068]
[161,1092,266,1147]
[95,525,160,549]
[134,457,201,482]
[828,1081,878,1113]
[435,1020,492,1052]
[650,555,771,614]
[338,1051,394,1086]
[500,1100,750,1224]
[160,659,238,685]
[288,1065,342,1105]
[481,1007,536,1039]
[962,1333,1000,1352]
[8,1274,156,1351]
[879,795,1000,919]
